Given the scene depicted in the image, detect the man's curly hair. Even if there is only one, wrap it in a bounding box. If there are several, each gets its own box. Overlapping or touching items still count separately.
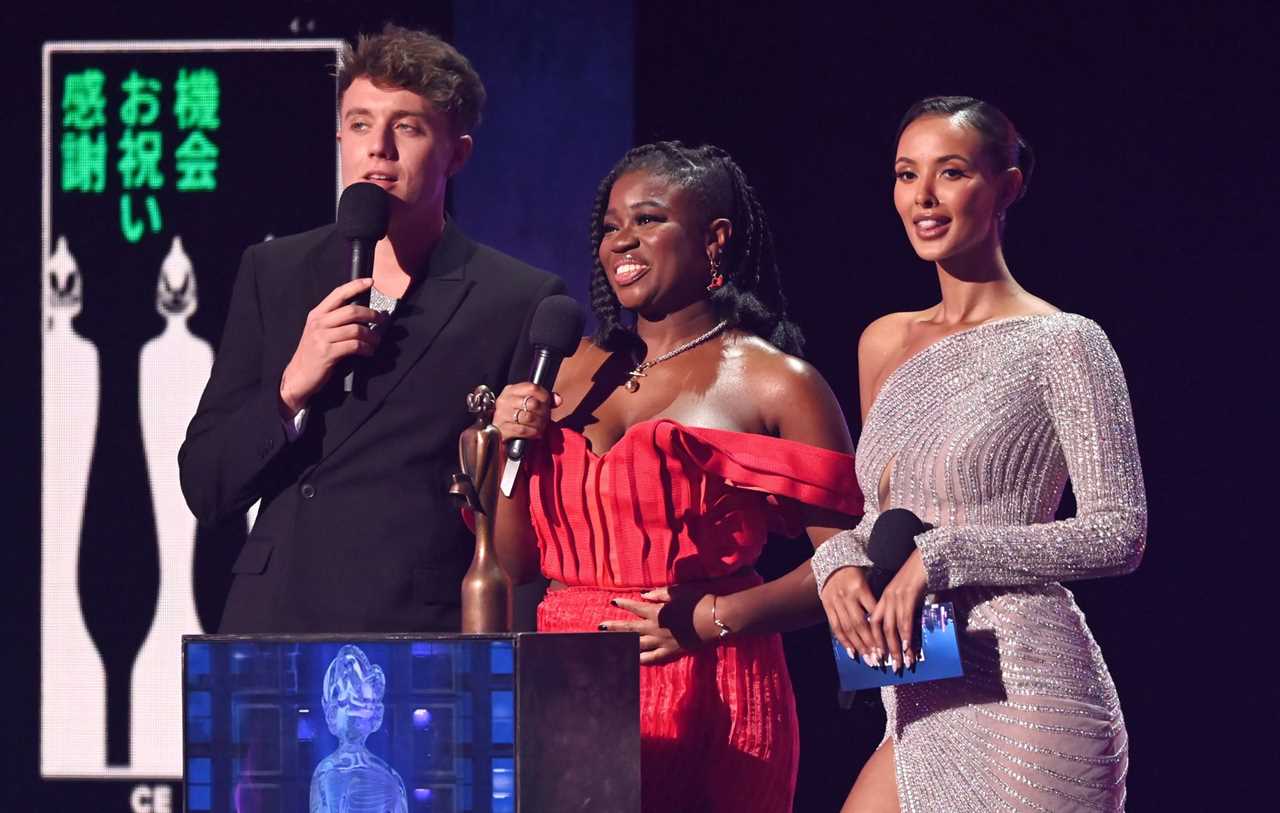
[337,24,486,135]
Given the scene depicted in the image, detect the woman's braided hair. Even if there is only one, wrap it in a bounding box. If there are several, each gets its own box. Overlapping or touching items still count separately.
[588,141,804,357]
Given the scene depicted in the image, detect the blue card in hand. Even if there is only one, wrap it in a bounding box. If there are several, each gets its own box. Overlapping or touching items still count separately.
[832,602,964,690]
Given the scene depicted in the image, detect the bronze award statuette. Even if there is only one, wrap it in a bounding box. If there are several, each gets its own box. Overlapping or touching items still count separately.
[449,385,514,632]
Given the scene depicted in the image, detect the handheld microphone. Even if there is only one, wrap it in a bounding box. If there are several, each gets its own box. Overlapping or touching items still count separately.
[500,295,585,496]
[865,508,933,598]
[336,182,390,392]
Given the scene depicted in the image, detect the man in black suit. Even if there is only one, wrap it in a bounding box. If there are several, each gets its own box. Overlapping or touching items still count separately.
[179,26,564,632]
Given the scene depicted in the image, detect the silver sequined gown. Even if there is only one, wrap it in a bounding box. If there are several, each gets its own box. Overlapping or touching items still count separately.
[816,313,1146,811]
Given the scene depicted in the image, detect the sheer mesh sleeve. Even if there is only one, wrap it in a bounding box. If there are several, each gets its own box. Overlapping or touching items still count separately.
[916,317,1147,590]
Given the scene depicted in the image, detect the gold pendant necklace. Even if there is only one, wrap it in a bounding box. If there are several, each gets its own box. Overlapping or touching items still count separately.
[624,320,728,393]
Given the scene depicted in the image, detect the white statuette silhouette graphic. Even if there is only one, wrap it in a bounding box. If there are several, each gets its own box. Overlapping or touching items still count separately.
[41,235,108,775]
[133,236,213,774]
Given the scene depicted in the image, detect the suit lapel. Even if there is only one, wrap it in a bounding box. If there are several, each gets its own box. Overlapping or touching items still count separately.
[308,228,351,311]
[319,220,476,459]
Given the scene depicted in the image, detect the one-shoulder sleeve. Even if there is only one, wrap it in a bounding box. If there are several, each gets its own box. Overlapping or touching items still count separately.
[659,421,863,520]
[915,317,1148,590]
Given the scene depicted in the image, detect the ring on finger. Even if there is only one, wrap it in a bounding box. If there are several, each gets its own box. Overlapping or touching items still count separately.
[513,407,525,425]
[521,394,536,411]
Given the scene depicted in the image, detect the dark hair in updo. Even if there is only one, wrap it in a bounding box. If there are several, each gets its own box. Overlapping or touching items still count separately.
[588,141,804,357]
[898,96,1035,228]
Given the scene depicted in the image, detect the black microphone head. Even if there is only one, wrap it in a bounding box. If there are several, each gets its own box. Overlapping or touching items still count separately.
[529,294,585,356]
[867,508,929,570]
[336,182,391,241]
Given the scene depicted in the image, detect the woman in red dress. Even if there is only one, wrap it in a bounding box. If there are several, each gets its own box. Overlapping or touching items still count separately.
[491,142,868,812]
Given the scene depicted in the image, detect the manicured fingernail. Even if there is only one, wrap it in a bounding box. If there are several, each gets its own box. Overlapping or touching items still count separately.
[845,647,857,660]
[597,624,607,631]
[609,599,619,607]
[640,591,654,599]
[862,653,876,668]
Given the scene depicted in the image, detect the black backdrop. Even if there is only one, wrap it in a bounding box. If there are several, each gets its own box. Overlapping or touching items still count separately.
[4,1,1276,809]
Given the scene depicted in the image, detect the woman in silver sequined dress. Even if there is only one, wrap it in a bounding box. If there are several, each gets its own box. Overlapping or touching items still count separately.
[811,97,1146,812]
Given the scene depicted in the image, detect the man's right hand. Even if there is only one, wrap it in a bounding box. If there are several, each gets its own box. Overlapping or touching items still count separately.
[279,277,384,416]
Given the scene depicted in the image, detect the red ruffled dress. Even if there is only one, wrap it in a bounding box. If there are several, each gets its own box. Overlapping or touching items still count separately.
[528,419,862,813]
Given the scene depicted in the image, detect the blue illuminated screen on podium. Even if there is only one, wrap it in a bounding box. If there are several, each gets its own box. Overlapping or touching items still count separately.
[184,638,518,813]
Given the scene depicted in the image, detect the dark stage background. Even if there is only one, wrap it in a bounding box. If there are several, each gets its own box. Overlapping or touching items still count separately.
[3,1,1275,809]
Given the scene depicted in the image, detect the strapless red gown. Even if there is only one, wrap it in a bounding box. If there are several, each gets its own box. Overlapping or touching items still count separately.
[528,419,862,813]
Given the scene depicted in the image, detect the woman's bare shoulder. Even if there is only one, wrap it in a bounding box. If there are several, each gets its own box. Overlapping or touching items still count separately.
[728,334,839,413]
[859,311,919,356]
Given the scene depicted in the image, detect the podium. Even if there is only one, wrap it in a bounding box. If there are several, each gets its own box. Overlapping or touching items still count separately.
[182,633,640,812]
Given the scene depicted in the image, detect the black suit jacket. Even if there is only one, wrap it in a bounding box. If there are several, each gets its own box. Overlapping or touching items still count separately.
[179,220,565,632]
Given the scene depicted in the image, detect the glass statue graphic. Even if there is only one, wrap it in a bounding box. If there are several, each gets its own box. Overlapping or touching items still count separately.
[311,646,408,813]
[41,235,107,775]
[134,235,213,774]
